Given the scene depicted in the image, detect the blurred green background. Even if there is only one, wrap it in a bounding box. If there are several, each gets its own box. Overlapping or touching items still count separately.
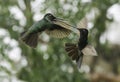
[0,0,120,82]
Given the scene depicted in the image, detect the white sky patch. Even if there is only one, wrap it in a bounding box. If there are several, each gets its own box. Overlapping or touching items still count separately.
[17,0,26,10]
[3,36,22,62]
[105,4,120,44]
[8,47,22,62]
[68,67,73,73]
[33,13,43,21]
[59,0,65,5]
[86,8,100,29]
[12,25,24,33]
[43,53,49,60]
[30,0,45,21]
[61,64,74,73]
[0,28,27,82]
[0,61,12,71]
[107,4,120,22]
[61,64,67,72]
[40,44,47,52]
[100,32,107,44]
[106,22,120,44]
[31,0,45,12]
[9,6,26,26]
[3,36,11,44]
[20,57,28,67]
[2,79,9,82]
[86,7,100,21]
[88,22,94,29]
[3,37,18,47]
[9,39,19,47]
[81,0,92,3]
[79,64,90,73]
[0,28,22,63]
[42,33,50,42]
[0,28,9,36]
[72,7,78,13]
[63,4,72,11]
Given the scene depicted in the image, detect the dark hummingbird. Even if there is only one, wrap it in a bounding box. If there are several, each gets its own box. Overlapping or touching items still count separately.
[65,18,97,68]
[20,13,79,48]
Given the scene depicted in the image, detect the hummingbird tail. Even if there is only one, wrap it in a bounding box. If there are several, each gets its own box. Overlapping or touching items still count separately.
[65,43,83,68]
[20,31,38,48]
[65,43,78,59]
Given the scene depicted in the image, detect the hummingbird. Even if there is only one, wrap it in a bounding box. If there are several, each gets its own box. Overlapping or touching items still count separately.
[20,13,80,48]
[65,17,97,68]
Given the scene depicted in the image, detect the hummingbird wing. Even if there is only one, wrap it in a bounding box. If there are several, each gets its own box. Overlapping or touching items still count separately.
[52,17,88,37]
[77,17,88,29]
[53,20,80,36]
[45,28,71,38]
[81,44,98,56]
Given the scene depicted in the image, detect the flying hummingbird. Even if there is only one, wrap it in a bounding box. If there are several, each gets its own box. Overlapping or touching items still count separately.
[20,13,79,48]
[65,17,97,68]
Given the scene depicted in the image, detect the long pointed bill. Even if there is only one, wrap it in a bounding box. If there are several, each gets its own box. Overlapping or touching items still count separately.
[76,50,83,69]
[53,18,80,36]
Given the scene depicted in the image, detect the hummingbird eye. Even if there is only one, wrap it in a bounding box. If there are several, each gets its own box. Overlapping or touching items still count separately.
[49,14,52,17]
[83,29,87,32]
[44,13,56,21]
[83,29,86,32]
[48,14,55,20]
[48,14,51,17]
[80,29,88,36]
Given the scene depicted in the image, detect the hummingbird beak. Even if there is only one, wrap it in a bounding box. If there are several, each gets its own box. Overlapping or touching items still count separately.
[53,18,80,36]
[53,17,64,21]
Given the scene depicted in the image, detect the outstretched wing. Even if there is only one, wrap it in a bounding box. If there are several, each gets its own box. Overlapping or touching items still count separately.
[82,44,98,56]
[50,17,87,38]
[77,17,88,29]
[45,28,71,38]
[53,20,80,36]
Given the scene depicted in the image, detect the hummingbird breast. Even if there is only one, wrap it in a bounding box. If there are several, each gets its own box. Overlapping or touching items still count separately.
[78,35,88,50]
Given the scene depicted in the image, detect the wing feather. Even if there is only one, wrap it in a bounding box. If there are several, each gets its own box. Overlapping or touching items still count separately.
[77,17,88,29]
[82,45,98,56]
[53,20,80,36]
[45,29,71,38]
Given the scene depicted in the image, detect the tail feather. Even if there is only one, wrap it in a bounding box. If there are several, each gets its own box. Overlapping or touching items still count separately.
[25,33,38,47]
[65,43,80,60]
[65,46,77,52]
[20,31,38,48]
[71,52,79,60]
[65,43,83,68]
[67,49,77,57]
[65,43,78,57]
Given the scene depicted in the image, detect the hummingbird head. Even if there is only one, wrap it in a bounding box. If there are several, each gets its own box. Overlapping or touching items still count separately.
[79,29,88,38]
[44,13,63,23]
[44,13,56,22]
